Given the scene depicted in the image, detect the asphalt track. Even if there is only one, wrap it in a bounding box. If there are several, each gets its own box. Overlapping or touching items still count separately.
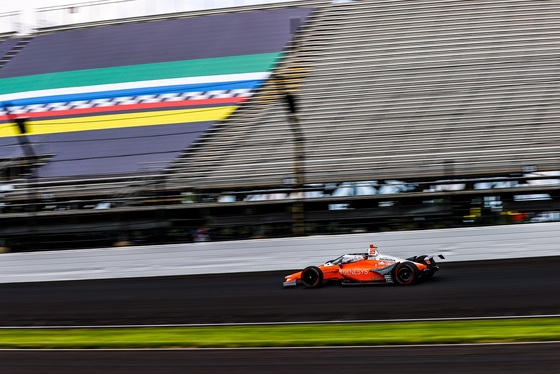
[0,256,559,326]
[0,257,559,373]
[0,343,559,374]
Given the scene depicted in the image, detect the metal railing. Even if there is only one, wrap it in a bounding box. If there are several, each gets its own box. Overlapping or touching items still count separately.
[1,171,559,251]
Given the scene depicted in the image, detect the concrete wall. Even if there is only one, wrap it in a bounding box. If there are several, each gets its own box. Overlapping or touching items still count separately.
[1,222,559,284]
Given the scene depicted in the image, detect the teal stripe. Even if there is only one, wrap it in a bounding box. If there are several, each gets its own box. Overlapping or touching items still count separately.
[0,52,281,95]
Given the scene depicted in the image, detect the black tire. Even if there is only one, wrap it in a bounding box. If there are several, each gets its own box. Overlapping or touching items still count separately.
[301,266,323,288]
[393,262,418,285]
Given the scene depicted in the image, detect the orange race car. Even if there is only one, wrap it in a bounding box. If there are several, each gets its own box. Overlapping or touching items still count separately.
[284,244,444,288]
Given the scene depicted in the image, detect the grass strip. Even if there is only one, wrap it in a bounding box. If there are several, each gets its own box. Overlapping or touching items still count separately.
[0,318,558,349]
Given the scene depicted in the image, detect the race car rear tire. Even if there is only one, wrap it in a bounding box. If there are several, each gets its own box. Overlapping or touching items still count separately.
[393,262,418,285]
[301,266,323,288]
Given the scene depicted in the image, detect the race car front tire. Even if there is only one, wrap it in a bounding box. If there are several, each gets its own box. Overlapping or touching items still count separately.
[393,262,419,285]
[301,266,323,288]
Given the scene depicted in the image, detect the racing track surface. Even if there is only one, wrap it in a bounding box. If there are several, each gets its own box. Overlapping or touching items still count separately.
[0,257,559,374]
[0,256,559,326]
[0,343,559,374]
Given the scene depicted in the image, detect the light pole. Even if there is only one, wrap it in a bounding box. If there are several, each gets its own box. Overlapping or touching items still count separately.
[283,93,305,236]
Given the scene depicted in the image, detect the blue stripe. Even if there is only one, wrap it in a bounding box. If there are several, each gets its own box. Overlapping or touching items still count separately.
[8,79,263,106]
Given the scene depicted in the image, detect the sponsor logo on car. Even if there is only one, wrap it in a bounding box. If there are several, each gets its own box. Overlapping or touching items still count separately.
[340,269,369,276]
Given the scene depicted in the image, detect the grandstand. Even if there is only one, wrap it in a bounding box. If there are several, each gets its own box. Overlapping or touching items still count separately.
[1,0,560,250]
[178,0,560,186]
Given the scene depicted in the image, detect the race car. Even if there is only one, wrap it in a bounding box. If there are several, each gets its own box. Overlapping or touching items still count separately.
[284,244,444,288]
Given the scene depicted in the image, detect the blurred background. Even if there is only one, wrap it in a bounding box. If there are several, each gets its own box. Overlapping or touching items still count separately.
[1,0,560,252]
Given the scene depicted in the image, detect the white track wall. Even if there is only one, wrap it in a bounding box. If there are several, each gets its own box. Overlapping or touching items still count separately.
[0,222,559,284]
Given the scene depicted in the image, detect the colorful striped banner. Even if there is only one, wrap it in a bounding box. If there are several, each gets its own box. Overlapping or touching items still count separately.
[0,54,276,136]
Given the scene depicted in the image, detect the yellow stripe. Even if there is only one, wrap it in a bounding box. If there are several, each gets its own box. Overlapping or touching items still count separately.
[0,106,237,137]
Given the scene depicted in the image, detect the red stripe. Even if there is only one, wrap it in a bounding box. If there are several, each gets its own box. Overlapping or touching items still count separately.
[0,96,247,121]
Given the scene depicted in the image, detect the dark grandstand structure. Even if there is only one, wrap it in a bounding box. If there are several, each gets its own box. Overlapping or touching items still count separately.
[1,0,560,251]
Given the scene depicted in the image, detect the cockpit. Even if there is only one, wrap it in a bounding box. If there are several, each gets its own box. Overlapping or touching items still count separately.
[325,253,367,266]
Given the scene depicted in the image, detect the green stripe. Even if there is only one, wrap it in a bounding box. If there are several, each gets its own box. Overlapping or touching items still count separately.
[0,318,559,348]
[0,52,281,95]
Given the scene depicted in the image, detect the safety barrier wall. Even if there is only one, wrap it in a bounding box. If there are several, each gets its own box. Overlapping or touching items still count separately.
[0,222,559,284]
